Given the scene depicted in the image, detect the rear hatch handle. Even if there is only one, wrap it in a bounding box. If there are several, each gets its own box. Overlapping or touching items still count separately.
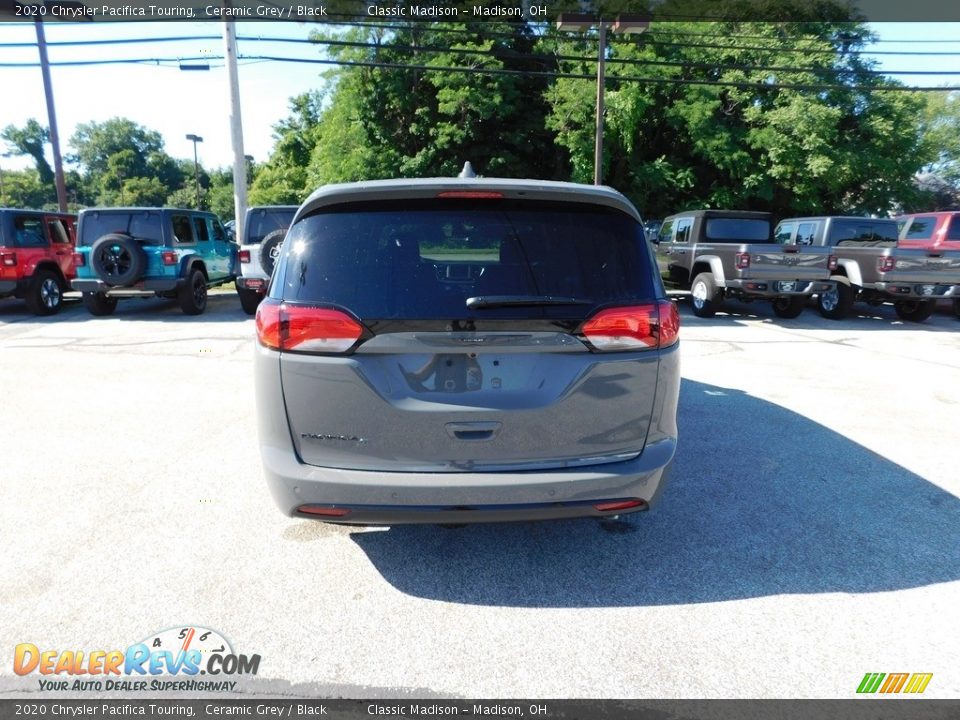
[445,421,502,441]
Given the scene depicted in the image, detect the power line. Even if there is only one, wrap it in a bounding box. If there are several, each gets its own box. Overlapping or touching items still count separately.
[4,33,960,79]
[8,51,953,91]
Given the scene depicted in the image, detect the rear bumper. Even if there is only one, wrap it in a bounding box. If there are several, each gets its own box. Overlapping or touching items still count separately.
[72,278,184,295]
[871,281,959,299]
[259,437,676,525]
[724,278,833,297]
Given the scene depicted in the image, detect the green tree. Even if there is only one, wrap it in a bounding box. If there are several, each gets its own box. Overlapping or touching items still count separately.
[2,119,55,188]
[250,91,323,204]
[0,168,48,209]
[546,21,931,217]
[306,17,559,183]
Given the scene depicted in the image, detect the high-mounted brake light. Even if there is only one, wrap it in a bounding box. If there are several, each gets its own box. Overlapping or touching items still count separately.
[580,300,679,352]
[256,299,364,354]
[877,256,896,273]
[1,252,16,267]
[735,252,751,270]
[72,252,85,267]
[436,191,505,199]
[161,251,178,266]
[828,254,838,271]
[239,249,251,263]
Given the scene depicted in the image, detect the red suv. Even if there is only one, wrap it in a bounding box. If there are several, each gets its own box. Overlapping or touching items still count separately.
[897,211,960,251]
[896,212,960,318]
[0,209,78,315]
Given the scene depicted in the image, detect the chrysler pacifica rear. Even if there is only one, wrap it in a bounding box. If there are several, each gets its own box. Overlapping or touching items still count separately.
[254,176,680,524]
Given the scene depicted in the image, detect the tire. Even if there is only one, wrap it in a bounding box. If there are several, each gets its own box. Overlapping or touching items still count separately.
[81,291,117,317]
[894,299,936,323]
[690,272,720,318]
[238,287,262,316]
[178,268,208,315]
[90,233,147,287]
[771,296,806,319]
[25,269,63,316]
[953,298,960,320]
[817,278,855,320]
[258,228,288,276]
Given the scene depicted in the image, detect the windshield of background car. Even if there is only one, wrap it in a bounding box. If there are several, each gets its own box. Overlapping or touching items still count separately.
[902,216,938,240]
[829,221,899,247]
[79,211,164,246]
[704,218,771,242]
[247,209,296,245]
[275,198,653,321]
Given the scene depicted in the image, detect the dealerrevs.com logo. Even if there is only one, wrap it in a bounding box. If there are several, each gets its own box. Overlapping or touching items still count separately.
[14,626,261,692]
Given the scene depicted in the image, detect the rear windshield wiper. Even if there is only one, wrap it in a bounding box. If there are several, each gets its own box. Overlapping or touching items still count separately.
[466,295,594,309]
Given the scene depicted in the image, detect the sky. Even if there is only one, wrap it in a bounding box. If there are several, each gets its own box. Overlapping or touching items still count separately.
[0,20,959,175]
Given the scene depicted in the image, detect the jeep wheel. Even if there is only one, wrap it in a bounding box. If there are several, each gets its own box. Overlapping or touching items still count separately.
[258,228,288,276]
[817,279,855,320]
[772,296,806,319]
[25,269,63,316]
[238,287,262,316]
[90,233,146,287]
[81,291,117,316]
[894,299,936,323]
[690,272,720,318]
[179,269,208,315]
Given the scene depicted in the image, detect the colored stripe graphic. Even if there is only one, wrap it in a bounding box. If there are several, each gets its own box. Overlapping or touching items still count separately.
[880,673,910,693]
[857,673,885,693]
[857,672,933,694]
[904,674,934,694]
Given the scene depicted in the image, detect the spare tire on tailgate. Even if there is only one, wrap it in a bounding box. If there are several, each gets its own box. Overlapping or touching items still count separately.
[90,233,147,287]
[258,228,288,276]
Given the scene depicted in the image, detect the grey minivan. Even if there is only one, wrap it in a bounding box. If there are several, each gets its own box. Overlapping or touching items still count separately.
[254,174,681,524]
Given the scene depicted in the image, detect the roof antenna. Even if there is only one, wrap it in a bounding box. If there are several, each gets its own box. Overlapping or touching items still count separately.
[458,161,477,178]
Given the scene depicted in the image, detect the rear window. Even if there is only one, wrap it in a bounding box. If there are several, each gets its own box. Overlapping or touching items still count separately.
[275,199,654,321]
[829,220,898,247]
[246,209,296,245]
[704,218,771,242]
[79,211,164,246]
[902,216,938,240]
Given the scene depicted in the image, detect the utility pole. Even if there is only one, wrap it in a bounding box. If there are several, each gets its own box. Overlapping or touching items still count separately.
[222,18,248,243]
[34,18,68,211]
[186,134,203,208]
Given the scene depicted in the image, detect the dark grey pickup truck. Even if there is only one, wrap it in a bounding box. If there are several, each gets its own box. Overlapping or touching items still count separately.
[775,216,960,322]
[655,209,837,318]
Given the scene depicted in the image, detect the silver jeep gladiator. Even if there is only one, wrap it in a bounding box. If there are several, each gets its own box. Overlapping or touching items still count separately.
[655,209,836,318]
[775,216,960,322]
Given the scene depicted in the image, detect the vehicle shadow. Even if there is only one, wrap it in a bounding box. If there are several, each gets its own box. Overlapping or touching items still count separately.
[675,296,960,332]
[0,292,249,324]
[348,378,960,607]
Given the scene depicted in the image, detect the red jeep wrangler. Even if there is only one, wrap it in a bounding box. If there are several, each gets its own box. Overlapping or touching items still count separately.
[0,209,78,315]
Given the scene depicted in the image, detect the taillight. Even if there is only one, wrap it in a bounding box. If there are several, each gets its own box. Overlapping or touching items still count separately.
[878,256,896,272]
[828,255,838,271]
[239,249,251,263]
[735,252,750,269]
[256,299,364,353]
[72,252,85,267]
[161,251,178,266]
[1,252,16,267]
[580,300,679,352]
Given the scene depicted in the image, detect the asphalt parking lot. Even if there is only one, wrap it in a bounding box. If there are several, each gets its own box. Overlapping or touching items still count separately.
[1,292,959,699]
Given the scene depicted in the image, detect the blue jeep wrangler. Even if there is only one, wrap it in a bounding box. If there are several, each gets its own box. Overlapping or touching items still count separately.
[72,208,240,316]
